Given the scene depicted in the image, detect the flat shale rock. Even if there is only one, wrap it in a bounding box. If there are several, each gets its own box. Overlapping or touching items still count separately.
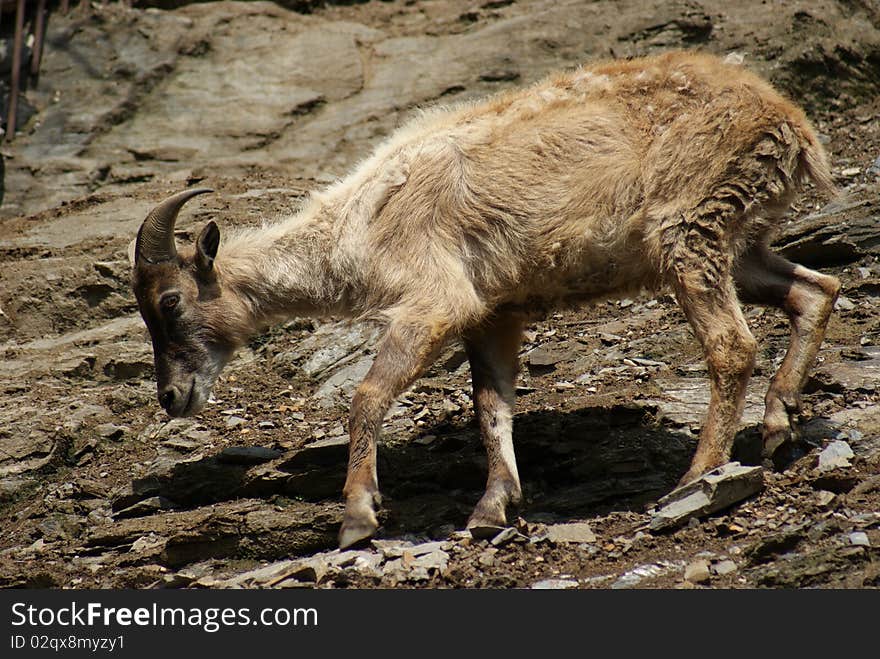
[218,446,284,465]
[712,560,738,577]
[313,356,374,408]
[240,439,349,500]
[0,476,36,501]
[774,194,880,267]
[611,561,682,589]
[490,527,527,547]
[114,496,179,520]
[215,558,319,589]
[650,462,764,531]
[282,435,350,468]
[122,453,252,509]
[544,522,597,544]
[526,343,575,372]
[212,551,383,589]
[817,441,855,473]
[37,513,85,542]
[645,377,765,431]
[297,323,381,378]
[372,540,450,559]
[849,532,871,547]
[402,548,450,574]
[0,430,58,477]
[749,545,872,588]
[211,541,452,588]
[830,406,880,458]
[95,423,127,441]
[87,500,341,568]
[271,321,383,408]
[811,348,880,393]
[531,578,579,590]
[115,436,352,514]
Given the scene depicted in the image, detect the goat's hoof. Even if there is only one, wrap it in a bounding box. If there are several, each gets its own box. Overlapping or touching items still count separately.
[338,515,378,550]
[339,495,379,549]
[761,427,792,459]
[762,429,808,472]
[339,488,380,549]
[466,497,509,538]
[467,523,507,540]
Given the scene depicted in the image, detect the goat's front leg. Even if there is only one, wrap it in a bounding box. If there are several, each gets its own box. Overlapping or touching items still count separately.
[464,313,524,533]
[734,246,840,457]
[339,318,448,549]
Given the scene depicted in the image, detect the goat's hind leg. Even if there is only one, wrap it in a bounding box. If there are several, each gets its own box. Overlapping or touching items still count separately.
[673,274,758,486]
[464,312,524,534]
[661,208,758,486]
[734,244,840,458]
[339,317,449,549]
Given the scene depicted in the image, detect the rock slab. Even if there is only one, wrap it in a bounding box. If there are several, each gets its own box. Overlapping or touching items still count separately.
[545,522,597,544]
[650,462,764,531]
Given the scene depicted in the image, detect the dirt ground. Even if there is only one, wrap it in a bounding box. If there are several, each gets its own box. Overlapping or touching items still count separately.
[0,0,879,589]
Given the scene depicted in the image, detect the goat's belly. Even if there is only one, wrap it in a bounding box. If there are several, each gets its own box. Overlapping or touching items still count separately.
[497,256,660,315]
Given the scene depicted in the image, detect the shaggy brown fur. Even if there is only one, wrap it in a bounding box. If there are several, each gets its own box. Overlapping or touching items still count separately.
[131,51,840,549]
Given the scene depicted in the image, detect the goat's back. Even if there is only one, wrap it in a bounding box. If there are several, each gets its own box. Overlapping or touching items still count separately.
[352,51,832,324]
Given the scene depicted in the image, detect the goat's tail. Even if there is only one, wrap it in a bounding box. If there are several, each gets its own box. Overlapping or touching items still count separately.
[795,124,838,198]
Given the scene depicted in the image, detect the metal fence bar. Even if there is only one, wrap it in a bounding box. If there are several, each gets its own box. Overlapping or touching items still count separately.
[7,0,27,139]
[4,0,133,141]
[31,0,49,78]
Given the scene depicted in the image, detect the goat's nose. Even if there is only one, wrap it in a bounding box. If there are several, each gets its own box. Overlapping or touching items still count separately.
[159,388,177,412]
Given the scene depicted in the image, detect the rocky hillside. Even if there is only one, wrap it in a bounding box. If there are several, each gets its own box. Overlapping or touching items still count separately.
[0,0,878,589]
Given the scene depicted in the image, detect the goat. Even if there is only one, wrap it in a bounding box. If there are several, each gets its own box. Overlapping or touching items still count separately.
[130,51,840,549]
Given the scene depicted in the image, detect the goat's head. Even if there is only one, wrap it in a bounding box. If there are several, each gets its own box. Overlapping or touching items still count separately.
[130,189,236,417]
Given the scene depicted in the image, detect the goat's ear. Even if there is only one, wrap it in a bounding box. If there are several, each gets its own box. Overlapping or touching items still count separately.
[195,221,221,273]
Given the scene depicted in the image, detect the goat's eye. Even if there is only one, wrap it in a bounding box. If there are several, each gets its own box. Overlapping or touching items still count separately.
[160,293,180,312]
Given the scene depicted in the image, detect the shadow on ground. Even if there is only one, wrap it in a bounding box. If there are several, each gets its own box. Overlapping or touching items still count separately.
[122,404,702,549]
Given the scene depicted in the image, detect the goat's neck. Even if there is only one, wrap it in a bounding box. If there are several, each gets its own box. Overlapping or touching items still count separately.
[216,204,351,328]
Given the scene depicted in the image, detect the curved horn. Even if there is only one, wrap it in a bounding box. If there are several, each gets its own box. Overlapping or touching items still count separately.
[135,188,213,264]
